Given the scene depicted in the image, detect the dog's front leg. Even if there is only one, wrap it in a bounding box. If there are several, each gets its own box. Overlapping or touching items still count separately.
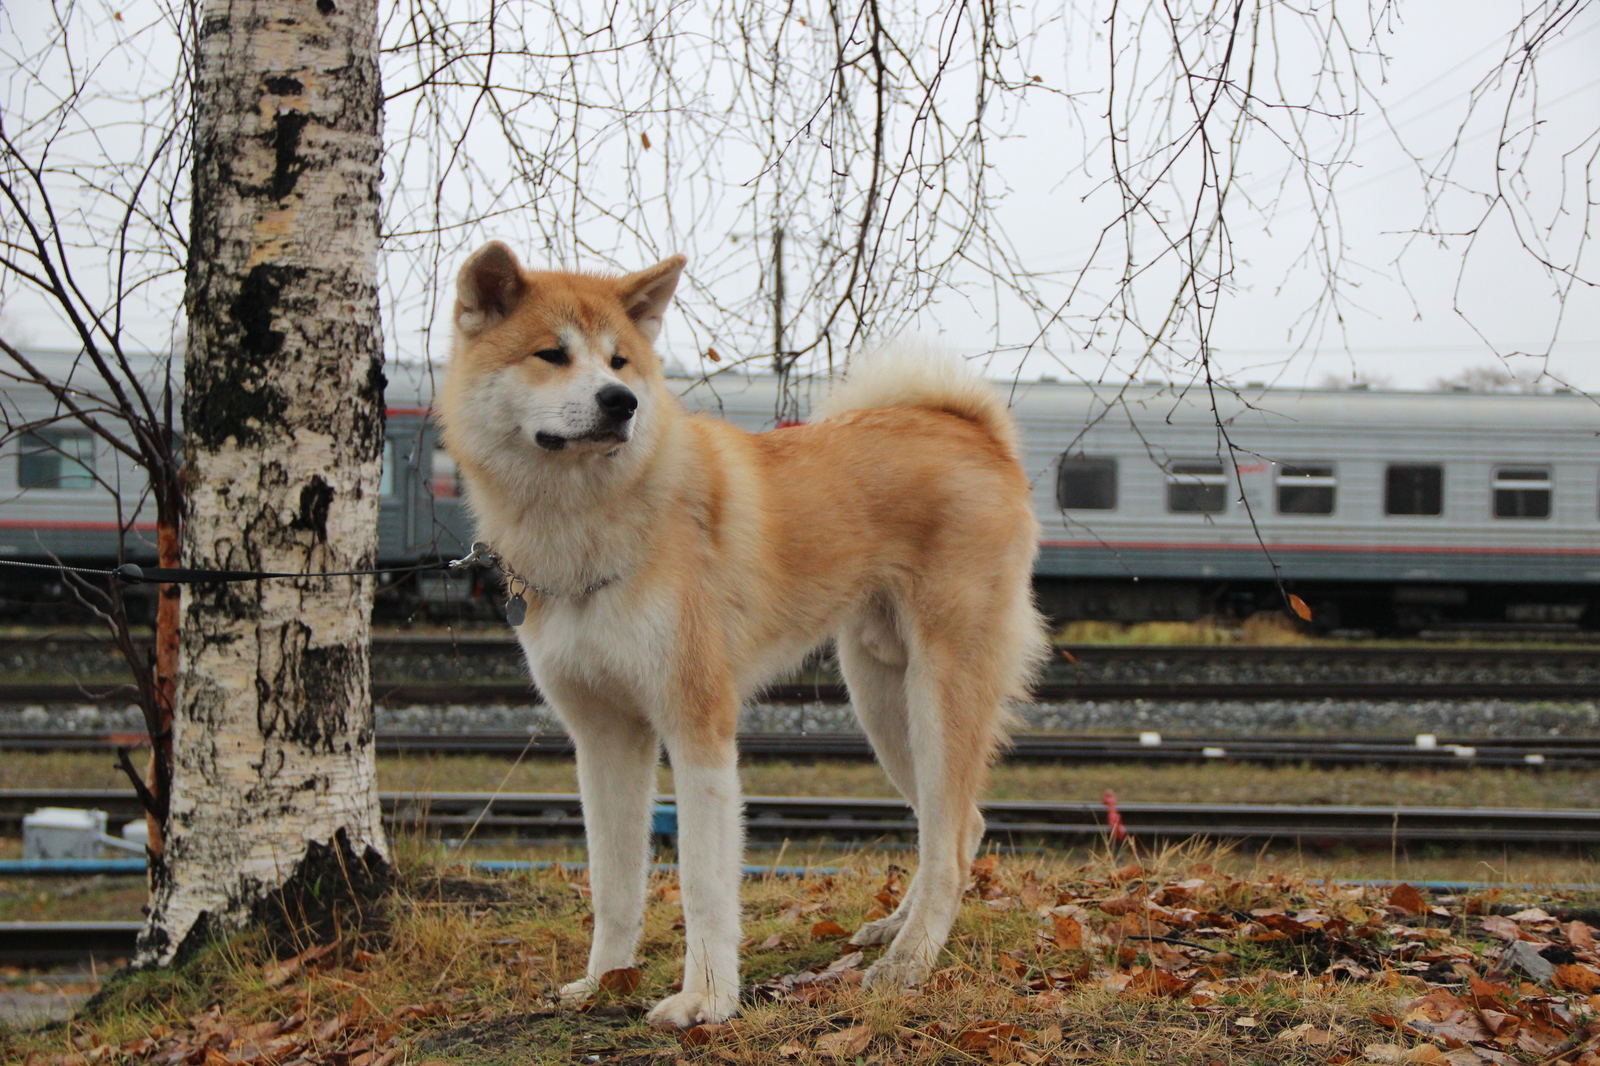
[550,692,659,1005]
[647,727,743,1027]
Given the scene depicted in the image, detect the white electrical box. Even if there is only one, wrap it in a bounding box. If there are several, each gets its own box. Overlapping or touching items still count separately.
[22,807,108,860]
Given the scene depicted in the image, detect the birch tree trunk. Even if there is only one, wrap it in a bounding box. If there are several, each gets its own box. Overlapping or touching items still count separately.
[140,0,389,965]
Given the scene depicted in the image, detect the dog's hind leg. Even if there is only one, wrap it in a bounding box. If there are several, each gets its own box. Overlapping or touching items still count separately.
[862,598,1026,992]
[837,598,920,947]
[648,678,744,1028]
[544,678,660,1005]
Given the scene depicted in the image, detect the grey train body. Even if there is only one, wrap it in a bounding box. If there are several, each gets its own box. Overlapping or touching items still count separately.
[2,353,1597,630]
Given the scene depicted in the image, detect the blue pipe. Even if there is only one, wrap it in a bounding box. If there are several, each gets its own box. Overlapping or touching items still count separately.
[0,858,146,876]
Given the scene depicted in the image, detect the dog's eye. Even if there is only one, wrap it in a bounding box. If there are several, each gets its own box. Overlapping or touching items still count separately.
[532,348,568,366]
[610,355,628,370]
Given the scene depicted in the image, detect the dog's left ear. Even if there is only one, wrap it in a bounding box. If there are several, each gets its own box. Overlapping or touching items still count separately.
[617,255,687,343]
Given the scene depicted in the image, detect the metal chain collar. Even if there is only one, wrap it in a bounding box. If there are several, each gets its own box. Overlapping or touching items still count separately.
[450,541,617,624]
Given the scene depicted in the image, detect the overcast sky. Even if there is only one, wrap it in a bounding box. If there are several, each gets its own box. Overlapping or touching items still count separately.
[925,0,1600,391]
[3,0,1596,393]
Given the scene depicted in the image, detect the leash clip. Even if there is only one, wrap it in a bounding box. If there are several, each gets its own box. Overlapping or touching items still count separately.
[448,542,492,570]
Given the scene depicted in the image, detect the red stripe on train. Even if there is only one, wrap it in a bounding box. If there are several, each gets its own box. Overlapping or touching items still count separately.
[1039,540,1600,557]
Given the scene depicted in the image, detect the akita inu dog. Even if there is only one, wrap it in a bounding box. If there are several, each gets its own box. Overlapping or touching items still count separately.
[436,243,1046,1027]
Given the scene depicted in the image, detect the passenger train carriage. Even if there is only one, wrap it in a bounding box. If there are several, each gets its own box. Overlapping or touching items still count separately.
[2,351,1596,630]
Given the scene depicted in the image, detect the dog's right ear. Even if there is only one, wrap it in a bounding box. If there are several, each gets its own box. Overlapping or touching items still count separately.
[456,241,526,336]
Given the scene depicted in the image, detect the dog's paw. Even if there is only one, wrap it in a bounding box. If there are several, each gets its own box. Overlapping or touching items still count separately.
[646,989,739,1028]
[862,954,930,991]
[559,976,597,1005]
[848,915,905,947]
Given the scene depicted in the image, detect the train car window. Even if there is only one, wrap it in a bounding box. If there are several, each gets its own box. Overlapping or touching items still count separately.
[1493,466,1551,519]
[1167,460,1227,514]
[17,430,95,490]
[1057,455,1117,510]
[1276,463,1336,515]
[1386,464,1443,515]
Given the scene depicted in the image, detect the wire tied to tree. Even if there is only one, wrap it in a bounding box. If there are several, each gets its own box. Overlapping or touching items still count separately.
[0,541,614,624]
[0,544,493,585]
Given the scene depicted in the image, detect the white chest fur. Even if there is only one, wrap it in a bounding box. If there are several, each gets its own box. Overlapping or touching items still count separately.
[514,587,678,719]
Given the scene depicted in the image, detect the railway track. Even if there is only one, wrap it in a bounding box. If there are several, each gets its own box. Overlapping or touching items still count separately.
[0,921,140,965]
[5,640,1600,703]
[6,678,1600,704]
[2,789,1596,846]
[4,729,1597,767]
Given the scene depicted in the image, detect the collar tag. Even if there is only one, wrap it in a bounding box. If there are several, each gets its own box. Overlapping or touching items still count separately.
[504,592,528,626]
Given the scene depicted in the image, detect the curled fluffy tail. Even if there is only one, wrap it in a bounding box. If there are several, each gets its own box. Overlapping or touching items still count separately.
[812,344,1022,461]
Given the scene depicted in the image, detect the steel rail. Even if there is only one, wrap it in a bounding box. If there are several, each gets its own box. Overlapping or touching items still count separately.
[4,729,1597,767]
[5,678,1600,704]
[0,921,141,964]
[11,634,1600,656]
[1,789,1596,846]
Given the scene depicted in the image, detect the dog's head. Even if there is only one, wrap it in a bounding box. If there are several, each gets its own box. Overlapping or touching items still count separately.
[439,242,686,480]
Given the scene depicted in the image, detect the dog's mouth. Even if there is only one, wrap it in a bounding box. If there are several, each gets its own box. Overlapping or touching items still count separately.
[534,429,628,452]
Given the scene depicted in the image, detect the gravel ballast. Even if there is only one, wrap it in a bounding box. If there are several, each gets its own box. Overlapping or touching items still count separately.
[4,695,1597,738]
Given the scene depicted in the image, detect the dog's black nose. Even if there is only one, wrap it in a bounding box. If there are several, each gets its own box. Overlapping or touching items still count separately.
[596,384,638,421]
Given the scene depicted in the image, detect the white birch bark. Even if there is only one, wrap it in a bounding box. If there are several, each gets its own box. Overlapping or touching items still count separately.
[140,0,388,964]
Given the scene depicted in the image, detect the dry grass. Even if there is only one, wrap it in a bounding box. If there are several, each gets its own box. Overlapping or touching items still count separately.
[10,840,1599,1065]
[0,875,148,922]
[6,750,1598,809]
[1053,614,1317,646]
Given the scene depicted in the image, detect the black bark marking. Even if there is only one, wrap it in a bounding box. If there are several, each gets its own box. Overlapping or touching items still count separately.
[258,633,365,752]
[265,75,303,95]
[298,643,358,737]
[361,355,387,415]
[185,265,309,448]
[270,111,311,201]
[232,263,297,356]
[317,0,337,14]
[290,476,335,540]
[254,829,391,956]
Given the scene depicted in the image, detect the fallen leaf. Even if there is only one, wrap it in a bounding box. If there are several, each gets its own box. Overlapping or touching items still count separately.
[264,942,338,989]
[1505,907,1555,924]
[1404,1047,1447,1065]
[1554,962,1600,992]
[1098,893,1144,916]
[815,1025,871,1058]
[679,1024,726,1047]
[777,1043,806,1058]
[1053,914,1085,951]
[1466,976,1515,1010]
[1274,1023,1335,1045]
[811,920,849,939]
[1478,916,1526,941]
[598,968,641,994]
[1363,1045,1407,1064]
[955,1022,1030,1054]
[1388,884,1426,916]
